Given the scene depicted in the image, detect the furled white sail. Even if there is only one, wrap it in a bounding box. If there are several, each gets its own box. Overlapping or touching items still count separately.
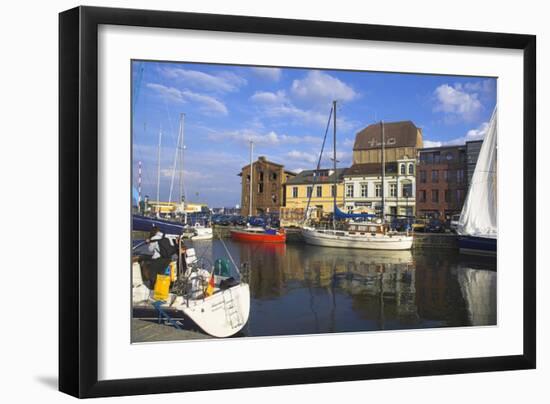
[457,108,497,238]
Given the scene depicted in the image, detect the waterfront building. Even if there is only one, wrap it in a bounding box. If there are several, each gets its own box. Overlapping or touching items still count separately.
[466,140,483,185]
[343,156,416,218]
[352,120,424,165]
[416,145,467,221]
[283,167,346,215]
[239,156,296,217]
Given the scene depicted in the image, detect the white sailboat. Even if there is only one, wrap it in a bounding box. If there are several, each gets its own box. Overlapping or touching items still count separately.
[133,237,249,338]
[302,101,413,250]
[457,108,497,255]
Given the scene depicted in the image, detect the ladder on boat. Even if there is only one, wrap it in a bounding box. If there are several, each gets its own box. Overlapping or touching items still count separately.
[222,289,243,329]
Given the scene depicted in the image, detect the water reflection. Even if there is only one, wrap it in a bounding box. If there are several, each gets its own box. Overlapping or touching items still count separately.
[189,239,496,337]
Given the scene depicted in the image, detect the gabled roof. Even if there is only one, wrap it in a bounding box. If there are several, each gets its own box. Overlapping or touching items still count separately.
[286,168,347,185]
[354,121,420,150]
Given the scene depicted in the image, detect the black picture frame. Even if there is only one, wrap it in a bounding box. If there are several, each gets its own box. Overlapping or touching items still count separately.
[59,5,536,398]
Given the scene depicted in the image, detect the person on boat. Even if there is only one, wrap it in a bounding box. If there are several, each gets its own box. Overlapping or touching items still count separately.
[142,226,178,289]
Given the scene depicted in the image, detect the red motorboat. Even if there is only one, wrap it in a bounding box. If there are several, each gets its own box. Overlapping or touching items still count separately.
[230,227,286,243]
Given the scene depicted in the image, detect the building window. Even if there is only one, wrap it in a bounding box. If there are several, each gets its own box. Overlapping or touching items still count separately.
[445,189,452,203]
[420,170,427,183]
[307,186,313,198]
[389,183,397,197]
[431,190,439,203]
[259,171,264,181]
[432,170,439,183]
[331,185,336,197]
[292,187,298,198]
[433,152,441,164]
[271,172,277,181]
[258,183,264,193]
[390,206,397,216]
[443,169,449,182]
[375,183,382,197]
[272,193,277,203]
[446,152,454,161]
[316,186,322,198]
[419,190,426,202]
[402,183,413,198]
[400,164,406,175]
[408,164,414,175]
[456,189,465,203]
[457,169,464,183]
[346,184,354,198]
[360,183,368,197]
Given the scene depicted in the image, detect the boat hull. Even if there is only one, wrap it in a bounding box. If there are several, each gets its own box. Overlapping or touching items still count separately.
[133,214,185,236]
[458,235,497,255]
[230,229,286,243]
[175,283,250,338]
[302,228,413,250]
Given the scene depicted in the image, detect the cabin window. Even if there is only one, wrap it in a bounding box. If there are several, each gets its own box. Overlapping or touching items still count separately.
[400,164,406,175]
[408,164,414,175]
[389,183,397,197]
[419,190,426,202]
[307,186,313,198]
[402,183,413,198]
[360,183,368,197]
[456,169,464,183]
[292,187,298,198]
[346,184,354,198]
[420,170,427,183]
[316,186,322,197]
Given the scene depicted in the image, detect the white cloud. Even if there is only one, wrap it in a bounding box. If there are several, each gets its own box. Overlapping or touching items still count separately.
[291,70,358,105]
[146,83,228,116]
[433,83,483,122]
[250,67,282,81]
[249,89,356,132]
[207,128,321,147]
[286,150,318,164]
[423,121,489,147]
[160,67,247,92]
[250,90,287,105]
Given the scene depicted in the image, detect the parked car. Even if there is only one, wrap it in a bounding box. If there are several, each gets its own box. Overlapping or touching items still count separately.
[411,219,427,232]
[425,219,445,233]
[391,218,412,232]
[248,216,266,227]
[450,214,461,233]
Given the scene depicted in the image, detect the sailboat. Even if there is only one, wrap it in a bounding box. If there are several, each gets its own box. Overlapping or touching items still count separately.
[302,101,413,250]
[132,235,250,338]
[230,140,286,243]
[457,108,497,255]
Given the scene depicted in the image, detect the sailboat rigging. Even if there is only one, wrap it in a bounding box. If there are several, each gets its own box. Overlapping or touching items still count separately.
[302,101,413,250]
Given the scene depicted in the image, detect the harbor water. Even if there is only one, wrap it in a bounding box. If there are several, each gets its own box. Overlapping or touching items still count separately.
[162,238,497,338]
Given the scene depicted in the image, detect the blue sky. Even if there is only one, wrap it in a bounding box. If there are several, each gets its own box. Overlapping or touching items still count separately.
[132,61,496,208]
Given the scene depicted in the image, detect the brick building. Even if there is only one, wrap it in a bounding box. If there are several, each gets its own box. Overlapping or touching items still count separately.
[416,145,467,221]
[466,140,483,185]
[239,156,296,216]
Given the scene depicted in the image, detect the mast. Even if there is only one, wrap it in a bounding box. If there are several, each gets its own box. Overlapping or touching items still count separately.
[137,160,142,213]
[333,100,337,230]
[249,140,254,217]
[179,113,186,224]
[156,125,162,218]
[381,121,386,222]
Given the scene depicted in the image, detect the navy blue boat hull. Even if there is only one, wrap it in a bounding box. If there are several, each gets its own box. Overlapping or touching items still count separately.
[132,214,185,236]
[458,235,497,255]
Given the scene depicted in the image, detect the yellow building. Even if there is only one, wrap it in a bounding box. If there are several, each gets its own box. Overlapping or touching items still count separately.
[283,168,346,221]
